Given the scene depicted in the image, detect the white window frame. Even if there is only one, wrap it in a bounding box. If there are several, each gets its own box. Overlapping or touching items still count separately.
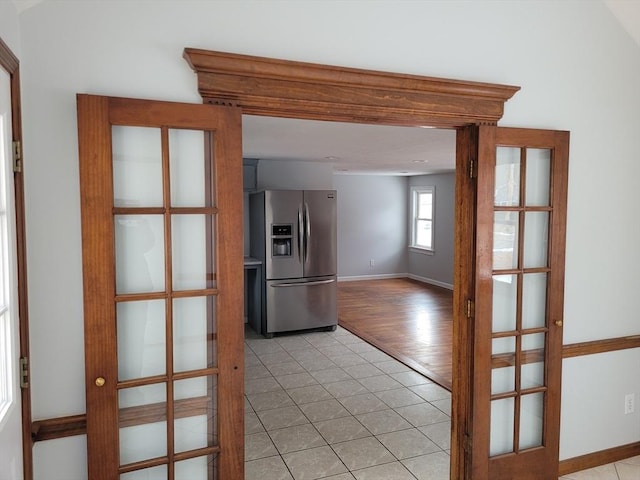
[409,185,435,254]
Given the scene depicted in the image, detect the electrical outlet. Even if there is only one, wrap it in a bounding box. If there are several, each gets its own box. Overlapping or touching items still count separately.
[624,393,635,415]
[369,259,375,267]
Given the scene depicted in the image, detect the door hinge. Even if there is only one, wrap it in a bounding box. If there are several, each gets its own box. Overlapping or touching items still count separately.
[12,141,22,173]
[468,157,476,179]
[466,299,475,319]
[19,357,29,388]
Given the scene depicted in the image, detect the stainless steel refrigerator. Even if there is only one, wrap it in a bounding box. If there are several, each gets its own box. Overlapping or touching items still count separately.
[249,190,337,336]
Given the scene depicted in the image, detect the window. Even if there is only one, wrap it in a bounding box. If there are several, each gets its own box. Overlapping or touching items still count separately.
[410,186,434,251]
[0,67,16,426]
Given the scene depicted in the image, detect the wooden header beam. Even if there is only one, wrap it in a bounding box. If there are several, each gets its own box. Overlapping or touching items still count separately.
[183,48,520,128]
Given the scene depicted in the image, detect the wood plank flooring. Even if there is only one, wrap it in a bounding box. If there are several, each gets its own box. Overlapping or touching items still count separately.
[338,277,453,391]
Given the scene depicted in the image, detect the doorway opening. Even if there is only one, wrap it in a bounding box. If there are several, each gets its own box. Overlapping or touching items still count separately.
[240,115,458,477]
[241,115,458,390]
[182,47,522,479]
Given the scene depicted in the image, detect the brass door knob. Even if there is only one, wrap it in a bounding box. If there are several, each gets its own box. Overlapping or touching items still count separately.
[95,377,106,387]
[554,320,563,327]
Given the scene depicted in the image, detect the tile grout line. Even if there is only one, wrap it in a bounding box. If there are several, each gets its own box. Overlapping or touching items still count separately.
[244,327,453,479]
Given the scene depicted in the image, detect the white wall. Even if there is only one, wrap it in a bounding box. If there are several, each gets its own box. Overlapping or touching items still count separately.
[334,174,408,279]
[7,0,640,476]
[0,2,20,57]
[407,173,455,289]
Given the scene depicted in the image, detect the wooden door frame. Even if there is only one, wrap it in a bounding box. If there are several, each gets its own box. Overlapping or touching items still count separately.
[183,49,520,480]
[0,35,33,480]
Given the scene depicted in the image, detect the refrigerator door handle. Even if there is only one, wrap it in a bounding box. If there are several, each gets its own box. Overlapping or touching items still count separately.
[297,205,304,264]
[304,202,310,264]
[271,278,336,288]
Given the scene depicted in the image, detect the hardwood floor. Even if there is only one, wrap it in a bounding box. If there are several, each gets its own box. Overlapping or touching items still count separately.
[338,277,453,391]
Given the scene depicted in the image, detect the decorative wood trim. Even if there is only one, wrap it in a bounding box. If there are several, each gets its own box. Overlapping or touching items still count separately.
[563,335,640,358]
[183,48,520,128]
[31,413,640,478]
[0,36,19,72]
[32,415,87,443]
[451,125,479,480]
[559,442,640,476]
[31,396,210,442]
[32,335,639,439]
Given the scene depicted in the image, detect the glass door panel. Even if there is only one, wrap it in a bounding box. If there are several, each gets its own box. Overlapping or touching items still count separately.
[171,215,214,291]
[495,146,521,206]
[115,215,165,294]
[491,367,515,395]
[491,336,516,395]
[175,457,213,480]
[492,275,517,332]
[493,212,519,270]
[523,212,549,268]
[119,384,168,466]
[117,299,166,381]
[121,466,167,480]
[112,126,163,208]
[490,397,515,456]
[169,129,209,208]
[522,273,547,329]
[173,296,217,372]
[519,393,544,450]
[174,376,216,453]
[524,149,551,207]
[521,361,544,390]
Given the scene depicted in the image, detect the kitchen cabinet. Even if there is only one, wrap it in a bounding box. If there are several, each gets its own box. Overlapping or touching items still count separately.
[243,158,258,191]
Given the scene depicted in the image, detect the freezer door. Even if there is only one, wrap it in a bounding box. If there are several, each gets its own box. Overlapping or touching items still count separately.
[303,190,337,277]
[264,190,303,279]
[266,276,337,333]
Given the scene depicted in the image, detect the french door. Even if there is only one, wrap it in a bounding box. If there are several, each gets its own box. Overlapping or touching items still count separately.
[470,126,569,479]
[77,95,244,479]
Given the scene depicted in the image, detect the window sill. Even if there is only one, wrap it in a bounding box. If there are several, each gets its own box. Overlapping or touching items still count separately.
[409,246,434,256]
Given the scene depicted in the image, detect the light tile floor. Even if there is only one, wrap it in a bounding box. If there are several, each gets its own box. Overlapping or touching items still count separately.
[244,325,640,480]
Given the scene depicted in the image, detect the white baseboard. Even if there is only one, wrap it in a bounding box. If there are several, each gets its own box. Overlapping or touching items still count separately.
[337,273,406,282]
[407,273,453,290]
[337,273,453,291]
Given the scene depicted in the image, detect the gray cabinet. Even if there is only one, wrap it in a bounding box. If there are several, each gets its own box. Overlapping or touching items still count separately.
[243,158,258,191]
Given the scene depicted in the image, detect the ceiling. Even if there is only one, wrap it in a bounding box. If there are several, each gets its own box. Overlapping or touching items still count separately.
[242,116,457,176]
[11,0,640,176]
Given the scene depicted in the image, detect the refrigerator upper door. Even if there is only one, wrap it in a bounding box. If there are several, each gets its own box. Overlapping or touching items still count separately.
[303,190,337,278]
[264,190,303,279]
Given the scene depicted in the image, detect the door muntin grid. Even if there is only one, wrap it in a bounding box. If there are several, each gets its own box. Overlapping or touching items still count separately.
[489,146,552,456]
[112,125,220,478]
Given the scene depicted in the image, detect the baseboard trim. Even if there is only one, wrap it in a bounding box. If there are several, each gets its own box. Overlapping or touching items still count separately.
[406,273,453,290]
[337,273,453,291]
[337,273,405,282]
[559,441,640,475]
